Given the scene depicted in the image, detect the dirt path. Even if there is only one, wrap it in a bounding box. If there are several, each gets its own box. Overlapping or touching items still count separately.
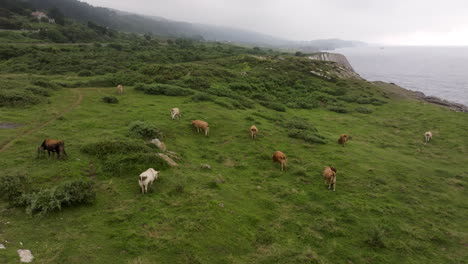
[0,89,84,153]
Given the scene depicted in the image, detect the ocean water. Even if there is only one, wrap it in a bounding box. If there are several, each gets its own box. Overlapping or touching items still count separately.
[333,46,468,106]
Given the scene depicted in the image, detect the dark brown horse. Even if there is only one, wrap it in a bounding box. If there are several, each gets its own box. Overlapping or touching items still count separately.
[37,139,68,159]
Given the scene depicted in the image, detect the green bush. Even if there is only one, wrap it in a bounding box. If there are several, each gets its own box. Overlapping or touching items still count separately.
[0,175,29,205]
[102,96,119,104]
[102,153,168,176]
[355,107,373,114]
[24,180,95,216]
[229,82,253,91]
[78,70,93,77]
[191,93,214,102]
[135,83,193,96]
[259,101,286,112]
[32,80,60,90]
[328,106,349,113]
[0,89,42,107]
[26,86,51,97]
[128,121,163,139]
[81,140,152,158]
[288,129,327,144]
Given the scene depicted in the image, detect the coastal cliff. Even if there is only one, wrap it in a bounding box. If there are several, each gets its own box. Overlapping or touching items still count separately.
[307,52,361,79]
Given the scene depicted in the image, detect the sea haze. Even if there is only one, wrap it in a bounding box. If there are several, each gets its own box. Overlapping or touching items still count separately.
[333,46,468,106]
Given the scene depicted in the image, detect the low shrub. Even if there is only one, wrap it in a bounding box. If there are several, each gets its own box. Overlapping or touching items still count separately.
[32,80,60,90]
[328,106,349,113]
[81,140,151,158]
[191,93,214,102]
[0,89,42,107]
[288,129,327,144]
[355,107,373,114]
[0,175,29,205]
[26,86,51,97]
[102,96,119,104]
[260,101,286,112]
[135,83,193,96]
[228,82,252,91]
[128,121,163,139]
[78,70,93,77]
[356,97,386,106]
[24,180,95,216]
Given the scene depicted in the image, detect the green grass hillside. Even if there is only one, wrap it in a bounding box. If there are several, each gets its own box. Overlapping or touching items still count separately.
[0,28,467,263]
[1,83,467,263]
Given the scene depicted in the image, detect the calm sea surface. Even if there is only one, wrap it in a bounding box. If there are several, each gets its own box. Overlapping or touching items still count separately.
[333,46,468,106]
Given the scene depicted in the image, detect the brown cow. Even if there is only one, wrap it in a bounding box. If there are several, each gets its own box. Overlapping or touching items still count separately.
[323,166,337,191]
[337,134,351,147]
[37,139,68,159]
[116,84,124,95]
[250,125,258,140]
[272,151,287,171]
[192,120,209,136]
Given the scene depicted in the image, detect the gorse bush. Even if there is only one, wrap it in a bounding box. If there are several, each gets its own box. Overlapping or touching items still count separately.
[135,83,194,96]
[259,101,286,112]
[280,117,327,144]
[328,106,350,113]
[102,96,119,104]
[78,70,93,77]
[0,89,43,107]
[355,107,373,114]
[288,129,327,144]
[24,180,96,216]
[32,80,60,90]
[0,175,29,205]
[128,121,163,139]
[0,176,95,216]
[81,140,152,158]
[191,93,214,102]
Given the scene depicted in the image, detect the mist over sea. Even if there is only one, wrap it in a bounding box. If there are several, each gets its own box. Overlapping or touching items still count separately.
[333,46,468,106]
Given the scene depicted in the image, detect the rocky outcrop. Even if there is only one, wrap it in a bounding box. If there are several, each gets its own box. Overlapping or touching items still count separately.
[157,153,178,167]
[308,52,355,71]
[308,52,361,79]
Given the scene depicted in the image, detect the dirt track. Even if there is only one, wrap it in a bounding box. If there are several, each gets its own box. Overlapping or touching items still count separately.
[0,89,84,153]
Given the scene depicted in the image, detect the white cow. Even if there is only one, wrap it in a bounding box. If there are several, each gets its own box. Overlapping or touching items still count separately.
[170,108,181,120]
[424,131,433,143]
[138,168,159,194]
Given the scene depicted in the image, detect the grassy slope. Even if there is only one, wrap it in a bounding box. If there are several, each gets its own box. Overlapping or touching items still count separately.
[1,83,467,263]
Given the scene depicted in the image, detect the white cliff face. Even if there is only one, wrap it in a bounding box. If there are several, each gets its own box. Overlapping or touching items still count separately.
[307,52,361,79]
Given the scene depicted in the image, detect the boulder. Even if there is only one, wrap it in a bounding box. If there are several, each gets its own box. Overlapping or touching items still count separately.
[157,153,178,167]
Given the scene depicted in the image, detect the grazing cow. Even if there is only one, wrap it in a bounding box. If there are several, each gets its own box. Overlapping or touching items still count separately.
[337,134,351,147]
[37,139,68,159]
[170,108,181,120]
[138,168,159,194]
[323,166,337,191]
[272,151,287,171]
[250,125,258,140]
[116,84,123,95]
[192,120,209,136]
[424,131,433,143]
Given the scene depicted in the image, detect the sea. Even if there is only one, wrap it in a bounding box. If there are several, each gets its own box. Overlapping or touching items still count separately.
[333,46,468,106]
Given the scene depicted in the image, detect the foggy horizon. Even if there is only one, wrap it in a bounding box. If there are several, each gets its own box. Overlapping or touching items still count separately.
[79,0,468,46]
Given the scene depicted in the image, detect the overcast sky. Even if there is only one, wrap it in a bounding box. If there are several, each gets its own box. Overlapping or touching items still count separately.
[81,0,468,45]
